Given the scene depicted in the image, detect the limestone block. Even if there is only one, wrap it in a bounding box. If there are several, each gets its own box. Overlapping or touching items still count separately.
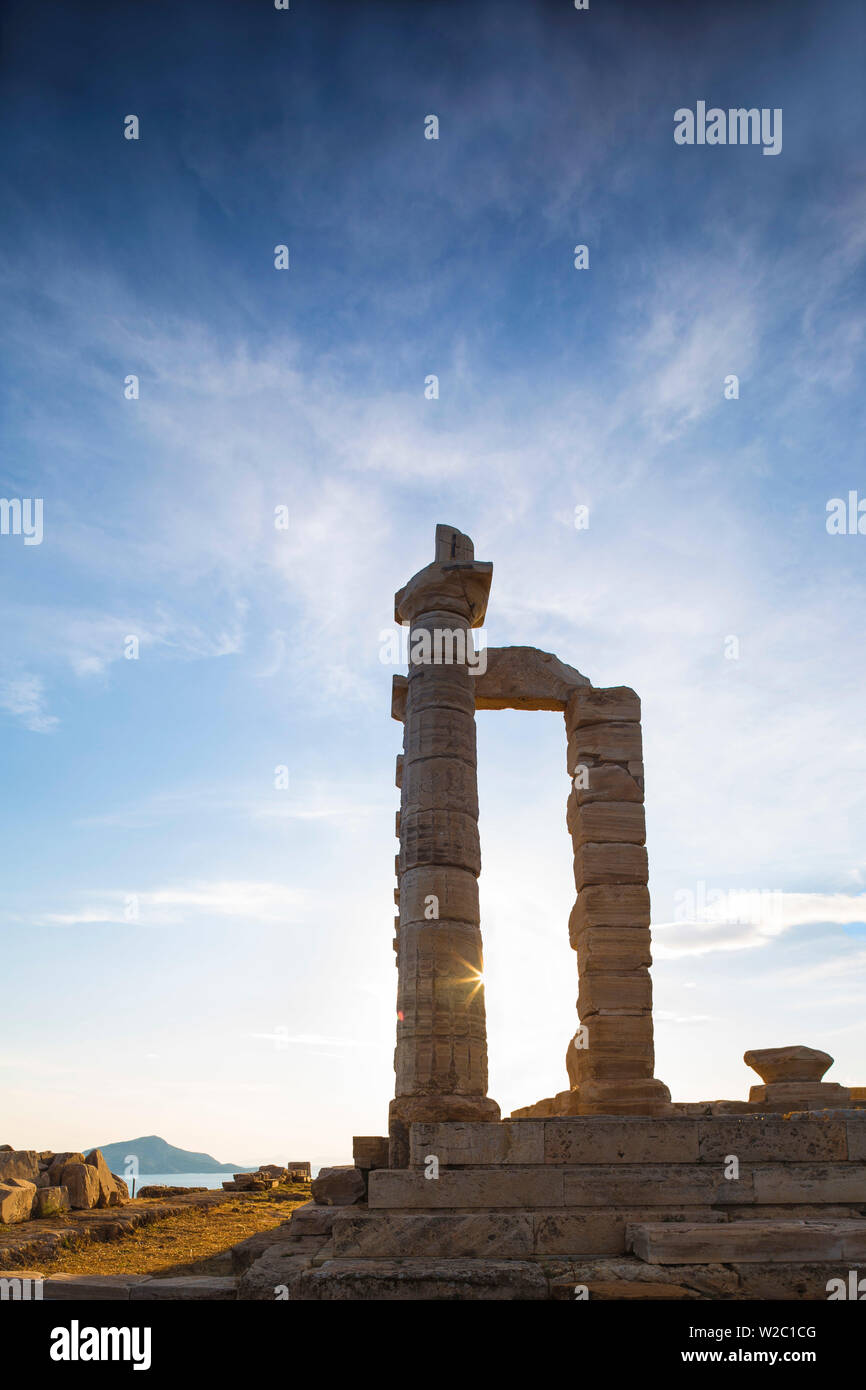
[563,1279,701,1300]
[130,1277,237,1301]
[406,665,475,717]
[352,1137,390,1171]
[399,809,481,875]
[60,1161,101,1210]
[518,1098,558,1118]
[569,887,651,938]
[565,1033,583,1090]
[399,866,479,927]
[473,646,590,711]
[0,1179,36,1223]
[36,1185,71,1217]
[578,971,653,1017]
[391,674,407,722]
[395,754,403,789]
[570,801,646,847]
[236,1249,313,1300]
[367,1167,565,1209]
[435,525,475,563]
[744,1045,834,1084]
[400,756,479,819]
[628,1219,866,1265]
[388,1095,500,1167]
[574,925,652,972]
[575,1077,672,1112]
[0,1150,39,1183]
[573,1012,655,1054]
[565,685,641,729]
[733,1262,861,1300]
[749,1082,850,1106]
[291,1257,548,1301]
[568,766,643,810]
[403,707,476,765]
[288,1202,340,1236]
[573,843,648,888]
[752,1164,866,1204]
[551,1089,582,1115]
[847,1118,866,1161]
[331,1211,534,1259]
[310,1166,366,1207]
[409,1121,545,1167]
[43,1275,153,1300]
[535,1209,725,1259]
[544,1118,700,1165]
[698,1116,848,1164]
[575,1055,657,1086]
[394,916,487,1088]
[563,1165,754,1207]
[568,721,643,769]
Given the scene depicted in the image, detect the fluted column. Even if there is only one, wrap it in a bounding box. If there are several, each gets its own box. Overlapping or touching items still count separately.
[388,525,500,1166]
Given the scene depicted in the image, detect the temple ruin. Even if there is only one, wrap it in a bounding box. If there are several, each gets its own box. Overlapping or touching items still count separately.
[257,526,866,1301]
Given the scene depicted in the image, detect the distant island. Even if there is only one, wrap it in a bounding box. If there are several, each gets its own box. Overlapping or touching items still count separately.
[91,1135,256,1175]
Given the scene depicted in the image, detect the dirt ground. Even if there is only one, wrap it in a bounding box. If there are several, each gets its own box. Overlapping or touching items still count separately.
[33,1186,311,1277]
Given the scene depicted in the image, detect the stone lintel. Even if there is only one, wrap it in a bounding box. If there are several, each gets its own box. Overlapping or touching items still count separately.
[473,647,590,710]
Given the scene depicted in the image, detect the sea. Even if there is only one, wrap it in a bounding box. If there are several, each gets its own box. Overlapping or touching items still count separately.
[129,1173,238,1193]
[128,1169,320,1194]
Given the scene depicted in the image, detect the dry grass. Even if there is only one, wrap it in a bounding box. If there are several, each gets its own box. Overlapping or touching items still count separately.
[38,1187,311,1277]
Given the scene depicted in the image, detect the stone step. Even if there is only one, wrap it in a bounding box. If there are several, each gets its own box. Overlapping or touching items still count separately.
[628,1219,866,1265]
[368,1163,866,1210]
[288,1257,549,1300]
[331,1206,728,1258]
[39,1274,237,1300]
[552,1278,701,1300]
[408,1114,865,1167]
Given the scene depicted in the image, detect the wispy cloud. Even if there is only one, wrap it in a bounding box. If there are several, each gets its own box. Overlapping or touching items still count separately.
[41,880,306,928]
[653,892,866,958]
[0,674,58,733]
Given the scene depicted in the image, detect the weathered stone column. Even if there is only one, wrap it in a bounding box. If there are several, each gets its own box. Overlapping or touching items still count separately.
[389,525,500,1166]
[565,685,671,1115]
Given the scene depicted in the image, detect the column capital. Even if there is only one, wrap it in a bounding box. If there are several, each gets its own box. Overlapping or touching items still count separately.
[395,561,492,627]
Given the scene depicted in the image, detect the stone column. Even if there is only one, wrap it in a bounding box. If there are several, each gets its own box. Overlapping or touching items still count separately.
[389,525,500,1166]
[565,685,671,1115]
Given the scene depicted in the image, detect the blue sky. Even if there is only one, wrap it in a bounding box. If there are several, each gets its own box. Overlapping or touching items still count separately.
[1,0,864,1167]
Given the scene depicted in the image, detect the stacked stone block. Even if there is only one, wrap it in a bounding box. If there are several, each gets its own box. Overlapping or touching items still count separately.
[564,686,670,1115]
[389,527,500,1165]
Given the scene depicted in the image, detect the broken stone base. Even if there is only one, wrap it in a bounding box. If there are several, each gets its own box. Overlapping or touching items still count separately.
[574,1078,673,1116]
[749,1082,852,1109]
[388,1095,501,1168]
